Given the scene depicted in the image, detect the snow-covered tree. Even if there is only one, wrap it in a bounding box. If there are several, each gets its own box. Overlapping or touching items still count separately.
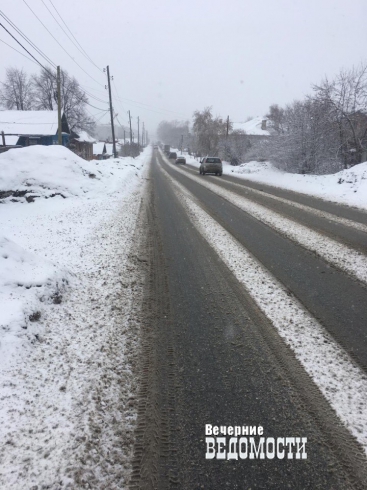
[313,63,367,168]
[192,107,229,156]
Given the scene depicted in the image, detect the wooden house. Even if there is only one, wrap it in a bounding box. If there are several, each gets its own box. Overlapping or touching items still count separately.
[0,110,70,148]
[70,130,96,160]
[93,142,108,160]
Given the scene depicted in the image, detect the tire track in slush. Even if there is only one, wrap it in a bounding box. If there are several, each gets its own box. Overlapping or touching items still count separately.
[160,164,367,457]
[129,155,367,489]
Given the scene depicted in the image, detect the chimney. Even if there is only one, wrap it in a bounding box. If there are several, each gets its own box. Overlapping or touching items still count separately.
[261,119,267,130]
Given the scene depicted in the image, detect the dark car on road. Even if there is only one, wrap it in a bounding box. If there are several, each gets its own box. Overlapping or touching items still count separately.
[199,157,222,176]
[168,152,177,159]
[175,156,186,164]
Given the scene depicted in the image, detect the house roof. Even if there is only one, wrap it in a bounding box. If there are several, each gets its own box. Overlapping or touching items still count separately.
[105,143,114,155]
[232,116,271,136]
[0,110,62,136]
[93,142,106,155]
[74,130,96,143]
[0,135,19,146]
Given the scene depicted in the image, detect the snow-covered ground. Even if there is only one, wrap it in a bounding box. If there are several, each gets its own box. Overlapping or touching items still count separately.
[0,145,151,487]
[175,150,367,210]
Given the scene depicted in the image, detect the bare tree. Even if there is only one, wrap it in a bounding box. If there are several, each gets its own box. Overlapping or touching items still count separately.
[266,104,286,134]
[264,98,341,174]
[192,107,228,156]
[31,66,56,111]
[0,67,34,110]
[313,64,367,167]
[32,67,95,133]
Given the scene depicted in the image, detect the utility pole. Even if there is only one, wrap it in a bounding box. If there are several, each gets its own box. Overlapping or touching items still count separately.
[137,116,140,152]
[181,134,183,154]
[106,66,117,158]
[128,110,132,145]
[225,115,230,159]
[57,66,62,145]
[123,129,126,145]
[142,122,145,147]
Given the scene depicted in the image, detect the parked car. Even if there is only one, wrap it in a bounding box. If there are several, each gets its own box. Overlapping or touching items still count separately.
[153,145,158,149]
[199,157,222,175]
[175,156,186,164]
[168,152,177,159]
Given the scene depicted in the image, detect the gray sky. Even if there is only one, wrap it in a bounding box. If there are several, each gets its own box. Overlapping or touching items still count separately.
[1,0,367,137]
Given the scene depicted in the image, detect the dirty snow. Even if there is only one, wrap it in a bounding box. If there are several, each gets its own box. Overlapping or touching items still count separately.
[162,166,367,455]
[0,145,151,488]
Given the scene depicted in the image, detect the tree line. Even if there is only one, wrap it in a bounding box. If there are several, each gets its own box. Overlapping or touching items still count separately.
[158,63,367,174]
[0,66,95,134]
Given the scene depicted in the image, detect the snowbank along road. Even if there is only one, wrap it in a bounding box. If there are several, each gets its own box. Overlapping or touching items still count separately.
[0,146,152,488]
[130,149,367,489]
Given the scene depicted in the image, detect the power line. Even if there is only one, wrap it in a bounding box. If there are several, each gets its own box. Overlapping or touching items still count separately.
[95,111,109,123]
[82,88,109,104]
[112,81,129,124]
[22,0,104,88]
[0,10,57,68]
[48,0,100,71]
[0,37,39,65]
[1,13,107,128]
[0,23,55,78]
[112,79,126,111]
[85,101,109,111]
[112,92,186,117]
[1,18,107,115]
[41,0,102,72]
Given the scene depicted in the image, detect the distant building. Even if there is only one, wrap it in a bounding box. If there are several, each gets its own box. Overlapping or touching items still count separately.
[225,116,276,164]
[93,142,108,160]
[231,116,276,139]
[70,130,96,160]
[0,110,70,149]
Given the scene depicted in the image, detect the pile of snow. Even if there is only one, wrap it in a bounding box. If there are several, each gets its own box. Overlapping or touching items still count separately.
[0,235,68,366]
[228,160,367,209]
[0,145,140,202]
[0,144,151,487]
[230,160,278,174]
[0,145,149,360]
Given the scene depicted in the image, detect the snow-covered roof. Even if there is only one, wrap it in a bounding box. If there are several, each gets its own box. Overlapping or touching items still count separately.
[1,135,19,146]
[0,110,60,136]
[93,142,106,155]
[105,143,114,155]
[232,116,271,136]
[74,130,96,143]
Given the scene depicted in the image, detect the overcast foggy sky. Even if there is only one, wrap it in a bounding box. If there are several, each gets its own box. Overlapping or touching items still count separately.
[1,0,367,137]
